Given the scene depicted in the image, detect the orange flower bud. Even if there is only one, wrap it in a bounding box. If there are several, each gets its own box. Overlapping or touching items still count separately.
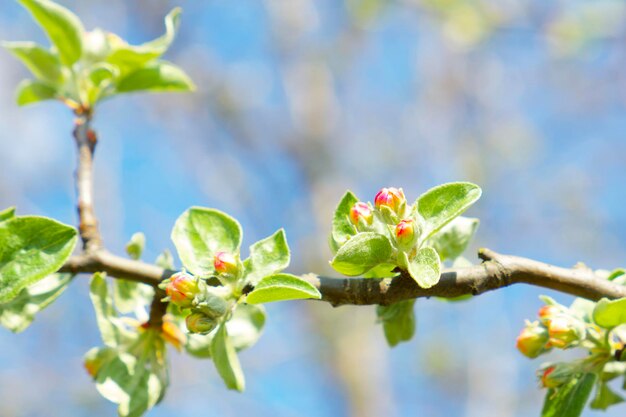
[516,323,549,358]
[548,316,584,349]
[395,219,418,247]
[165,272,200,308]
[214,251,239,276]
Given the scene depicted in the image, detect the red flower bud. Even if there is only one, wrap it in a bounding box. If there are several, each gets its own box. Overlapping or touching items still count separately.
[395,219,418,247]
[349,202,373,227]
[165,272,200,308]
[548,316,584,349]
[516,323,549,358]
[374,187,406,213]
[214,251,239,276]
[186,312,217,334]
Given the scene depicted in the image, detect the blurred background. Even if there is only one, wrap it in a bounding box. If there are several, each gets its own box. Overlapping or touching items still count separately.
[1,0,626,416]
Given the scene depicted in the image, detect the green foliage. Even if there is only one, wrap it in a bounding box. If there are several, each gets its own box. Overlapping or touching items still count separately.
[541,373,596,417]
[0,215,77,302]
[331,232,393,276]
[590,380,624,410]
[5,0,194,109]
[113,233,153,315]
[593,297,626,328]
[211,324,245,392]
[430,216,479,262]
[407,247,441,289]
[243,229,290,286]
[171,207,242,276]
[0,207,16,222]
[376,299,416,347]
[0,273,72,333]
[246,273,321,304]
[330,190,359,253]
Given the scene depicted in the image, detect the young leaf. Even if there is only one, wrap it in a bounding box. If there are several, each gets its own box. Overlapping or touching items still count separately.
[106,8,182,72]
[246,273,321,304]
[115,61,195,93]
[125,232,145,260]
[0,215,77,302]
[171,207,242,276]
[407,247,441,289]
[541,373,596,417]
[244,229,290,286]
[0,207,16,222]
[2,41,61,84]
[430,216,479,262]
[89,272,136,347]
[210,323,245,392]
[0,273,72,333]
[590,381,624,410]
[376,299,416,347]
[330,191,359,252]
[592,298,626,328]
[15,79,57,106]
[330,232,393,276]
[155,249,174,270]
[18,0,84,66]
[416,182,481,241]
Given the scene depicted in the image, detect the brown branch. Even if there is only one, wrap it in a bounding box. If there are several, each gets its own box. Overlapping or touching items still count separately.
[60,248,626,306]
[73,110,102,252]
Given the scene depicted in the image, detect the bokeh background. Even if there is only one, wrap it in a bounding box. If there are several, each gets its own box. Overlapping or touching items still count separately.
[1,0,626,416]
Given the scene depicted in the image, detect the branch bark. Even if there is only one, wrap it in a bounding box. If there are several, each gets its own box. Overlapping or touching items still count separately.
[60,248,626,306]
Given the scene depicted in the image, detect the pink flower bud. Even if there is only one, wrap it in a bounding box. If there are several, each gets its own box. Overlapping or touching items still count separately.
[186,312,217,334]
[548,316,584,349]
[349,202,373,227]
[213,251,239,276]
[516,323,549,358]
[395,219,417,247]
[374,187,406,214]
[165,272,200,308]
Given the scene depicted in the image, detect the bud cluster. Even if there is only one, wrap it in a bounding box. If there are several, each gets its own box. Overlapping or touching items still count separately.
[516,303,586,360]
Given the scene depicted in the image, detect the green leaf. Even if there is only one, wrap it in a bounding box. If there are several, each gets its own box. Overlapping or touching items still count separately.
[125,232,145,260]
[430,216,479,262]
[376,299,416,347]
[0,215,77,302]
[171,207,242,276]
[18,0,84,66]
[210,323,245,392]
[407,247,441,289]
[607,268,626,281]
[593,298,626,328]
[15,79,57,106]
[330,191,358,253]
[330,232,393,276]
[155,249,174,270]
[246,273,321,304]
[541,373,596,417]
[244,229,290,286]
[113,280,153,315]
[89,272,136,347]
[0,273,72,333]
[106,8,181,72]
[416,182,481,241]
[590,381,624,410]
[362,263,398,278]
[115,61,195,94]
[0,207,16,222]
[2,41,61,84]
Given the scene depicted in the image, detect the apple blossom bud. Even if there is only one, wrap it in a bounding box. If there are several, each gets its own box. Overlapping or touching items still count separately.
[349,202,373,227]
[538,363,575,389]
[395,219,418,248]
[186,312,218,334]
[538,305,562,326]
[516,322,550,358]
[214,251,239,276]
[548,316,585,349]
[374,187,406,215]
[165,272,200,308]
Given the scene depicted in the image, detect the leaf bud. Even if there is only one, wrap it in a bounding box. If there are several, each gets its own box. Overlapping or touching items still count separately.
[516,322,550,358]
[185,312,218,334]
[349,202,373,228]
[164,272,200,308]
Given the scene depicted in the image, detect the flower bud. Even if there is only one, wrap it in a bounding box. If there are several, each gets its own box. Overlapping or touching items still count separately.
[349,202,373,227]
[186,312,218,334]
[395,219,418,248]
[538,305,562,326]
[214,251,239,276]
[548,316,585,349]
[374,187,406,217]
[538,363,575,389]
[516,322,550,358]
[165,272,200,308]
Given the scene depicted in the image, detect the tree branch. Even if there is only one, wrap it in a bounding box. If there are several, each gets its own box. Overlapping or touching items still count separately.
[60,248,626,306]
[73,110,102,252]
